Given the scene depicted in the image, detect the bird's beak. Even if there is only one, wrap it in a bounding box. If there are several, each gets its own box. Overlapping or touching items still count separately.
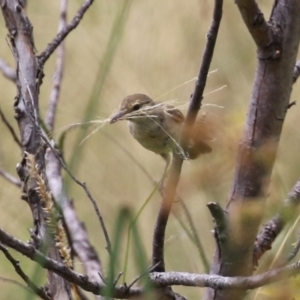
[109,109,127,124]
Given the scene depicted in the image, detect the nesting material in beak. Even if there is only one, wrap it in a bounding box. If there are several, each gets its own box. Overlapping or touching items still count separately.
[109,110,127,124]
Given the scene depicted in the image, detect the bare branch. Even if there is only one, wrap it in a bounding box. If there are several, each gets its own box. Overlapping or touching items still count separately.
[103,130,208,272]
[1,1,73,297]
[42,138,112,255]
[38,0,94,67]
[0,106,22,147]
[45,0,68,131]
[3,227,300,296]
[235,0,273,49]
[0,243,51,300]
[45,147,105,300]
[0,57,16,82]
[152,0,223,273]
[0,228,141,298]
[149,261,300,289]
[0,168,21,187]
[208,1,300,299]
[127,263,160,290]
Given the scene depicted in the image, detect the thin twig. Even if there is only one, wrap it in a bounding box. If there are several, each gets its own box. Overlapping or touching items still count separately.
[38,0,94,67]
[0,57,16,82]
[0,107,22,147]
[113,272,123,287]
[0,168,22,187]
[45,146,105,299]
[45,0,68,131]
[41,136,112,255]
[127,262,160,290]
[0,243,51,300]
[103,129,209,271]
[152,0,223,273]
[0,228,141,297]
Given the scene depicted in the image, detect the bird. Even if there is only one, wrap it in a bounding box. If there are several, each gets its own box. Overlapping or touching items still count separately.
[109,93,212,167]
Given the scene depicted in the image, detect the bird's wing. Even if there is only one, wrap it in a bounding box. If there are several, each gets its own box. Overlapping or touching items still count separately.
[164,104,185,123]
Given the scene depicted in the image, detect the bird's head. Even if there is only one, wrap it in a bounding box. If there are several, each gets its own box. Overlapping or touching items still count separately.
[109,94,155,123]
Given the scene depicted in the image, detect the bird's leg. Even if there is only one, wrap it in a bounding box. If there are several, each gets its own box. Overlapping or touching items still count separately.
[159,153,170,192]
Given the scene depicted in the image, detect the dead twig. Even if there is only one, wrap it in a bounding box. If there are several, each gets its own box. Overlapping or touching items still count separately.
[45,0,68,131]
[38,0,94,67]
[0,243,51,300]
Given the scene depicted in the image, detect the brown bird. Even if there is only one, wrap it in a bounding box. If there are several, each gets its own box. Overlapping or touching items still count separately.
[109,93,211,166]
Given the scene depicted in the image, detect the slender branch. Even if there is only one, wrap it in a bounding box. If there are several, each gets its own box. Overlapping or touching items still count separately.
[42,137,112,255]
[0,168,22,187]
[45,0,68,131]
[0,107,22,147]
[113,272,123,287]
[0,243,51,300]
[102,130,208,271]
[293,60,300,83]
[0,57,16,82]
[45,147,105,287]
[152,0,223,273]
[127,262,160,290]
[0,228,140,298]
[38,0,94,67]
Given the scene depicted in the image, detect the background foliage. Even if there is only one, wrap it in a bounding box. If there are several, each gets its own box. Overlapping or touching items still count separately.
[0,1,299,299]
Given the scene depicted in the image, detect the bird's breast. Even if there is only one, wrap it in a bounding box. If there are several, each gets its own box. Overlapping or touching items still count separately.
[127,117,179,154]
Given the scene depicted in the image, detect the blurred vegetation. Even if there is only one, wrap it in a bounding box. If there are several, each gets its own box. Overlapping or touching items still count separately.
[0,1,299,299]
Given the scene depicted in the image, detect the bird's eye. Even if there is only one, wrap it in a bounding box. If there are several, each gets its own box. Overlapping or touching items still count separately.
[132,103,141,111]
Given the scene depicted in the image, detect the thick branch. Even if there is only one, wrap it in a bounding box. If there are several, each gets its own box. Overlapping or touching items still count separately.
[207,1,300,299]
[0,1,73,298]
[0,228,140,298]
[3,227,300,297]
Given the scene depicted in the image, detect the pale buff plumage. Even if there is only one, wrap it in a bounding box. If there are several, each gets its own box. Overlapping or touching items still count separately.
[110,94,211,164]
